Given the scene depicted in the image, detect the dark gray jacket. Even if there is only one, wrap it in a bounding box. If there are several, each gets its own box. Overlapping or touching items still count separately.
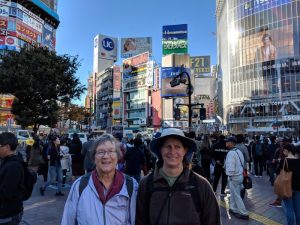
[81,140,95,172]
[0,155,24,219]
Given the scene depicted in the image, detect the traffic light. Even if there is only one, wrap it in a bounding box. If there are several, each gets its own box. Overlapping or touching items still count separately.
[174,108,181,120]
[200,108,206,120]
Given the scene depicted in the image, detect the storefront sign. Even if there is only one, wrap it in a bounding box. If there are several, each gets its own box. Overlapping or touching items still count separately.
[282,115,300,121]
[244,101,289,107]
[190,56,211,75]
[17,22,38,41]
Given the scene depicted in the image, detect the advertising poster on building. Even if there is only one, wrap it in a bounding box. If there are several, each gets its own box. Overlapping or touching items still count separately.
[122,52,149,80]
[240,0,291,18]
[94,34,118,61]
[190,56,211,77]
[236,25,294,67]
[23,12,43,33]
[16,20,40,43]
[0,5,9,17]
[161,67,190,97]
[42,22,55,50]
[162,24,188,55]
[121,37,152,58]
[113,66,121,92]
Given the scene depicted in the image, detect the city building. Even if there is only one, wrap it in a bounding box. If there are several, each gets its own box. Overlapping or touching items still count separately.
[122,52,155,138]
[0,0,59,126]
[216,0,300,135]
[96,67,113,129]
[92,34,118,128]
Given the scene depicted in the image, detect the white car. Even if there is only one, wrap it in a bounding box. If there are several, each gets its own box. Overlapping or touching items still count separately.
[68,133,88,144]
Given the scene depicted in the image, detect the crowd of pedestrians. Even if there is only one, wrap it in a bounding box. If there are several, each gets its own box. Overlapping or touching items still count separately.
[1,128,300,224]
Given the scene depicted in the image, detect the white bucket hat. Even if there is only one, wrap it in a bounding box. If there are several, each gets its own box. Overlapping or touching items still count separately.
[150,128,197,158]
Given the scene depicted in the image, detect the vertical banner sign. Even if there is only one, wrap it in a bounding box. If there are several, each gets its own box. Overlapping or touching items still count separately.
[162,24,188,55]
[42,23,55,50]
[190,56,211,77]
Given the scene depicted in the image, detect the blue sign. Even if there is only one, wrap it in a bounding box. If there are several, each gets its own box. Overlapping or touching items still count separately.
[240,0,291,18]
[161,67,191,98]
[102,38,114,51]
[162,24,187,40]
[0,45,16,51]
[161,67,190,78]
[42,23,55,50]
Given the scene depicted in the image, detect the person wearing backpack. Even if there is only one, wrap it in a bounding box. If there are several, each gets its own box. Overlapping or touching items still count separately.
[135,128,221,225]
[253,135,265,177]
[61,133,138,225]
[0,132,24,225]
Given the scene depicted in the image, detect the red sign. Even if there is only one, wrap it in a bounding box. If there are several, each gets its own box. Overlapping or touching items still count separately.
[16,21,38,41]
[6,37,14,45]
[123,52,149,67]
[113,66,121,91]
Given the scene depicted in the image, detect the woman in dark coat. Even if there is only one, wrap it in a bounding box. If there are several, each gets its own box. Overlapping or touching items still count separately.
[68,133,84,179]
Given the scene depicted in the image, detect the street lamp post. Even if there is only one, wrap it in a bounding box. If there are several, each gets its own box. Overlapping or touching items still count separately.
[170,66,204,132]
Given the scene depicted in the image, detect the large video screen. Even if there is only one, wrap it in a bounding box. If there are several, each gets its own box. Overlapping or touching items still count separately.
[236,24,294,66]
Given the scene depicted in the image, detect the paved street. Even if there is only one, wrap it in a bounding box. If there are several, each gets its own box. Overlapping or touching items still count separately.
[22,173,286,225]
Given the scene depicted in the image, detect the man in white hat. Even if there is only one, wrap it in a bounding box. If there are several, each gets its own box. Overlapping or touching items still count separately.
[136,128,221,225]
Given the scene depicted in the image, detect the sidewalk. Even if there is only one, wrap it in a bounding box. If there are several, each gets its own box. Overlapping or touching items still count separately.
[22,173,286,225]
[216,174,285,225]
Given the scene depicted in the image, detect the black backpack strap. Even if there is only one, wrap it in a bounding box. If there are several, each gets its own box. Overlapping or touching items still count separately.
[188,171,201,213]
[125,174,133,198]
[79,173,91,197]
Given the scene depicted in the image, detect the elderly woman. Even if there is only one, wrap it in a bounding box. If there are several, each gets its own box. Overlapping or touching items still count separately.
[61,134,138,225]
[135,128,221,225]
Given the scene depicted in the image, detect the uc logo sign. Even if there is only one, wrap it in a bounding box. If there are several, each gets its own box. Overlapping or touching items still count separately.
[102,38,114,51]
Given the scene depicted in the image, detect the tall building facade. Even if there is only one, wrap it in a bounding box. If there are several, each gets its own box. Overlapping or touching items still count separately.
[92,34,118,128]
[217,0,300,135]
[122,52,154,137]
[0,0,59,126]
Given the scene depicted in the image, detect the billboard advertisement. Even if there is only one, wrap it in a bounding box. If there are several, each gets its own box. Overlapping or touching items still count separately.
[23,12,43,33]
[162,24,188,55]
[121,37,152,58]
[190,56,211,76]
[94,34,118,61]
[123,52,149,80]
[235,24,294,68]
[0,5,9,17]
[16,20,39,42]
[239,0,291,18]
[42,22,55,50]
[113,66,121,91]
[161,67,190,97]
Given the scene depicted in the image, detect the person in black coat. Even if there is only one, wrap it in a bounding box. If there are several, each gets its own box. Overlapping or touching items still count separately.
[0,132,24,224]
[68,133,84,179]
[124,137,145,182]
[212,135,229,195]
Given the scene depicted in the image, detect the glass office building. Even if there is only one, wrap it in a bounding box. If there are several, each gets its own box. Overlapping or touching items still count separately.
[217,0,300,135]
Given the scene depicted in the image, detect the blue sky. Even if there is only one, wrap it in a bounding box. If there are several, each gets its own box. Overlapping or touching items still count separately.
[56,0,216,104]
